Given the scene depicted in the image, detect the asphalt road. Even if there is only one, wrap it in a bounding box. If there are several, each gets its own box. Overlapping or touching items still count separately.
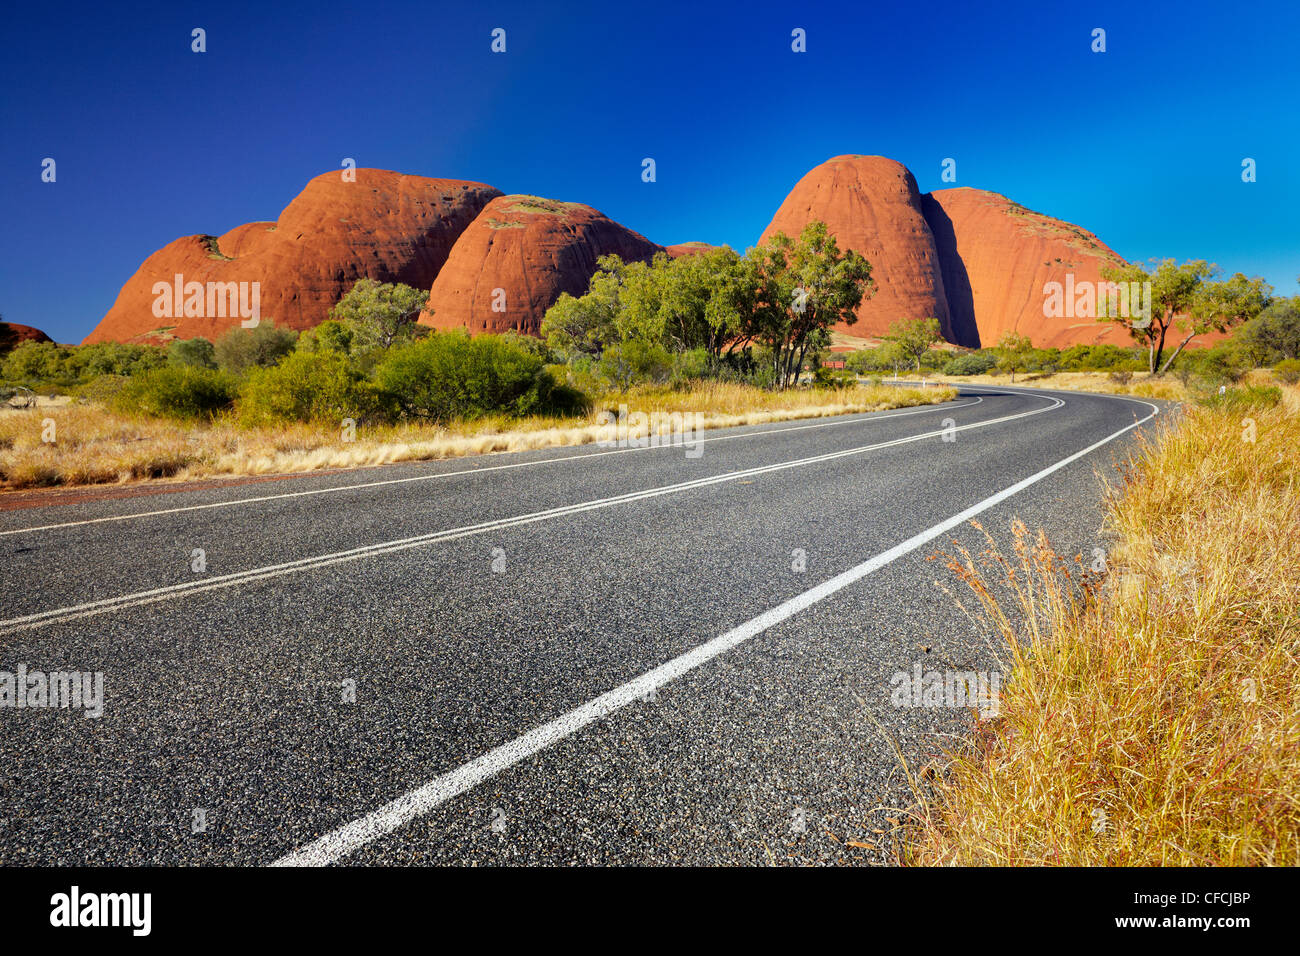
[0,384,1163,865]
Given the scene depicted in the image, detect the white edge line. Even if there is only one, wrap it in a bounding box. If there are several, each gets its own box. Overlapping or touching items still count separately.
[0,397,983,537]
[270,397,1158,866]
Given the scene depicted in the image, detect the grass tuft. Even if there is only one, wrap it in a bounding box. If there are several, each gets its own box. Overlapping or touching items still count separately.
[909,385,1300,865]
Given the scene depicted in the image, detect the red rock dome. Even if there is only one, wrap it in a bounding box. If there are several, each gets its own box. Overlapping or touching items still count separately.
[761,155,952,340]
[921,187,1131,349]
[83,170,501,344]
[0,322,53,351]
[419,195,662,336]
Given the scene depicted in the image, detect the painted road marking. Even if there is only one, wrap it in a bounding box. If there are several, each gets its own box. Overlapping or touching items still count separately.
[271,395,1158,866]
[0,396,984,537]
[0,395,1054,633]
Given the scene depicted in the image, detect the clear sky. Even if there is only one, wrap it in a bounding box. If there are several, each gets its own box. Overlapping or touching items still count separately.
[3,0,1297,343]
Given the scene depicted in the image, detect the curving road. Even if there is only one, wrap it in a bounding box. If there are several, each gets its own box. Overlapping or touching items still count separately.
[0,385,1162,865]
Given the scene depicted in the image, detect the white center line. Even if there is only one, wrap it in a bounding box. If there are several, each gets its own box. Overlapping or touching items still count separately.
[271,395,1159,866]
[0,396,984,537]
[0,395,1051,633]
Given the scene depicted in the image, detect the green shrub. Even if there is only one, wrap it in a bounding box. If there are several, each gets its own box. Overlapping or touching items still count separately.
[167,337,217,369]
[73,374,130,406]
[597,340,673,390]
[1273,358,1300,385]
[942,352,997,376]
[2,341,66,384]
[112,366,238,421]
[1199,384,1282,412]
[296,320,355,357]
[372,332,559,423]
[68,342,165,379]
[237,351,376,426]
[1193,344,1252,385]
[813,365,857,388]
[668,348,710,388]
[214,321,298,375]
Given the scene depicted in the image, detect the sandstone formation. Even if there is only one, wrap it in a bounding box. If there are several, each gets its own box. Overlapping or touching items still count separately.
[84,157,1150,352]
[921,187,1131,349]
[83,170,501,344]
[419,196,663,336]
[0,322,53,351]
[665,242,718,258]
[760,155,953,341]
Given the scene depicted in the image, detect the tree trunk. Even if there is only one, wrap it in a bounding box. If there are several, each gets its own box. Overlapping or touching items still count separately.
[1150,320,1168,375]
[1159,333,1197,376]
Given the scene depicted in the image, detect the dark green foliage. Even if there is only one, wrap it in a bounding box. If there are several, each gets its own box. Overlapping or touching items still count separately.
[113,366,238,421]
[1198,384,1282,412]
[1273,358,1300,385]
[941,351,997,375]
[213,320,298,374]
[238,351,378,425]
[167,337,217,369]
[371,332,560,423]
[1,340,164,387]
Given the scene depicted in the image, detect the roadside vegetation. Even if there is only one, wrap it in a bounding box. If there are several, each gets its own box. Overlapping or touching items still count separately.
[1,225,965,489]
[908,380,1299,865]
[0,382,950,489]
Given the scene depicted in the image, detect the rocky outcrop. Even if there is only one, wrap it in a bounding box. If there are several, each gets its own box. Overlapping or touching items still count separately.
[419,196,663,335]
[761,155,953,340]
[83,170,501,344]
[84,157,1148,352]
[921,187,1131,349]
[0,322,53,352]
[665,242,719,258]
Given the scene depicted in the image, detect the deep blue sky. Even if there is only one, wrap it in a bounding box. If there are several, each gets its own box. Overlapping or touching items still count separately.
[3,0,1297,343]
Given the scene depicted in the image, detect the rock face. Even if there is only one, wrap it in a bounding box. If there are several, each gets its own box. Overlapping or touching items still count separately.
[419,196,662,335]
[83,170,501,344]
[85,157,1144,352]
[921,187,1131,349]
[665,242,718,258]
[760,155,953,340]
[0,322,53,351]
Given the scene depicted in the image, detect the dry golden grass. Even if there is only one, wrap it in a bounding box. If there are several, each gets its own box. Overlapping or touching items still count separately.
[0,381,955,490]
[910,384,1299,866]
[928,369,1190,401]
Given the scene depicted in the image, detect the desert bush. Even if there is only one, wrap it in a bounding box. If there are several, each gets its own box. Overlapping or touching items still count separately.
[237,351,377,426]
[167,337,217,369]
[372,331,560,423]
[1272,358,1300,385]
[812,365,856,388]
[2,341,67,384]
[296,320,355,357]
[214,321,298,375]
[112,365,238,421]
[73,374,130,405]
[1107,369,1133,385]
[597,340,673,390]
[667,348,710,388]
[942,351,997,376]
[1190,343,1252,385]
[1198,383,1282,412]
[2,341,168,387]
[69,342,165,379]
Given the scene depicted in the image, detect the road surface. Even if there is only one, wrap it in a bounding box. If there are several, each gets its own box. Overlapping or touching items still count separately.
[0,384,1161,865]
